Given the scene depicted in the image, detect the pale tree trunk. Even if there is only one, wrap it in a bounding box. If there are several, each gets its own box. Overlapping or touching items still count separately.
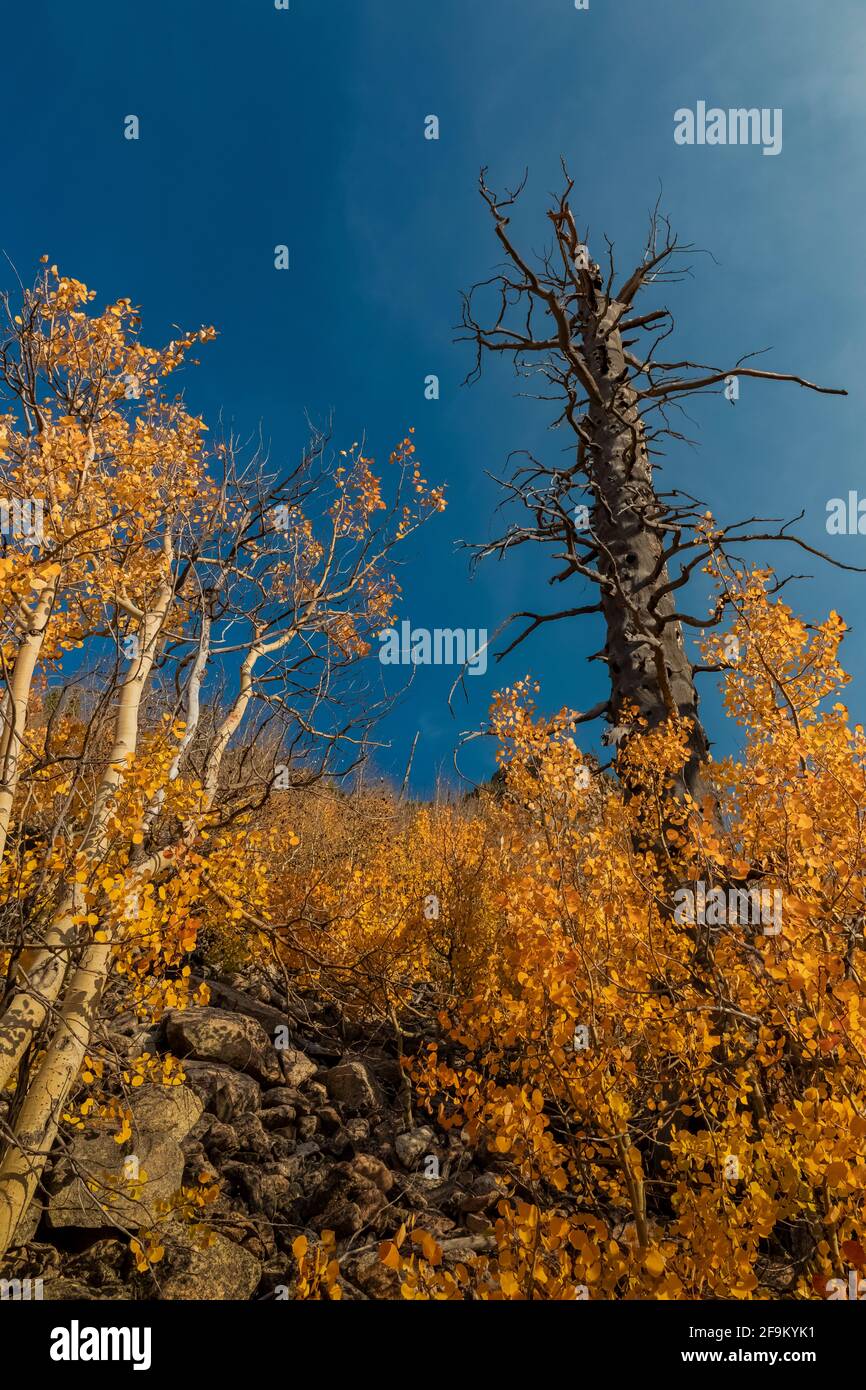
[0,937,110,1254]
[0,430,96,866]
[0,571,173,1100]
[0,575,60,864]
[0,589,284,1258]
[140,611,211,836]
[202,644,261,807]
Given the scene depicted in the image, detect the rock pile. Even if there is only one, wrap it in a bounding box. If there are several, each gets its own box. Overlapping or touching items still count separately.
[3,973,504,1300]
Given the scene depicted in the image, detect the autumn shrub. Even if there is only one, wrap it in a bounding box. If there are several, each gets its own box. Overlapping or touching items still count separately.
[245,569,866,1300]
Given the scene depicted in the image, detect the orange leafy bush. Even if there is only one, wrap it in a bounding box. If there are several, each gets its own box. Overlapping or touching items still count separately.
[253,570,866,1300]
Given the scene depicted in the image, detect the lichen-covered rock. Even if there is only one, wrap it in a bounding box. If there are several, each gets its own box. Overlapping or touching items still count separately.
[349,1153,395,1194]
[148,1224,262,1300]
[232,1112,272,1156]
[202,1118,238,1158]
[261,1086,302,1109]
[395,1126,435,1170]
[347,1249,402,1299]
[260,1104,297,1130]
[324,1059,382,1113]
[306,1159,388,1237]
[11,1197,43,1247]
[129,1084,203,1144]
[47,1129,185,1231]
[181,1061,261,1122]
[42,1276,133,1300]
[278,1049,319,1088]
[164,1008,282,1085]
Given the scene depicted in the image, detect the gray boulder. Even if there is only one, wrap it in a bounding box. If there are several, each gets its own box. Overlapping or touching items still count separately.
[395,1126,436,1170]
[165,1007,282,1085]
[150,1223,261,1300]
[129,1084,202,1144]
[181,1061,261,1122]
[324,1059,382,1113]
[278,1048,318,1088]
[47,1129,184,1231]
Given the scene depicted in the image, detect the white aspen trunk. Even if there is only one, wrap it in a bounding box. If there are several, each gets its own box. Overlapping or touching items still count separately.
[141,612,211,835]
[0,574,173,1094]
[0,937,111,1258]
[201,644,261,806]
[0,428,96,866]
[0,600,271,1255]
[0,609,299,1256]
[0,575,60,865]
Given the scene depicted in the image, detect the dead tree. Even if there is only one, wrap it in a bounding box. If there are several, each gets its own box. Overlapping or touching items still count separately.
[461,167,852,801]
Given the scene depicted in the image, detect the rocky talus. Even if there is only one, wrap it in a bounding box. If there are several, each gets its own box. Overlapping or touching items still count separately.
[1,973,502,1300]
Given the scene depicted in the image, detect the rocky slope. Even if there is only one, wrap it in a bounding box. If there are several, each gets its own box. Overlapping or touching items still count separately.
[3,971,501,1300]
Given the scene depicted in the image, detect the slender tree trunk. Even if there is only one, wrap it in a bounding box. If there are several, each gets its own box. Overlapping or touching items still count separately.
[0,576,173,1257]
[0,577,173,1096]
[0,576,60,864]
[0,581,281,1257]
[0,938,110,1256]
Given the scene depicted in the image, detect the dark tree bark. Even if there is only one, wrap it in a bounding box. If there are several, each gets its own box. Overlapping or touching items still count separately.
[462,167,850,801]
[580,288,710,795]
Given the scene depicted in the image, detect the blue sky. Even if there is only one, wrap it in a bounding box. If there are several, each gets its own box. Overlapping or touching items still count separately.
[5,0,866,793]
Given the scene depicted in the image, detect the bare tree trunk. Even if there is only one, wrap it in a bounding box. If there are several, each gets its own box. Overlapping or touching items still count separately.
[462,168,847,804]
[582,305,709,796]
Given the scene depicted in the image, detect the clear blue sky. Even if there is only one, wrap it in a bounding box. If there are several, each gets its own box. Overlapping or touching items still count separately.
[5,0,866,793]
